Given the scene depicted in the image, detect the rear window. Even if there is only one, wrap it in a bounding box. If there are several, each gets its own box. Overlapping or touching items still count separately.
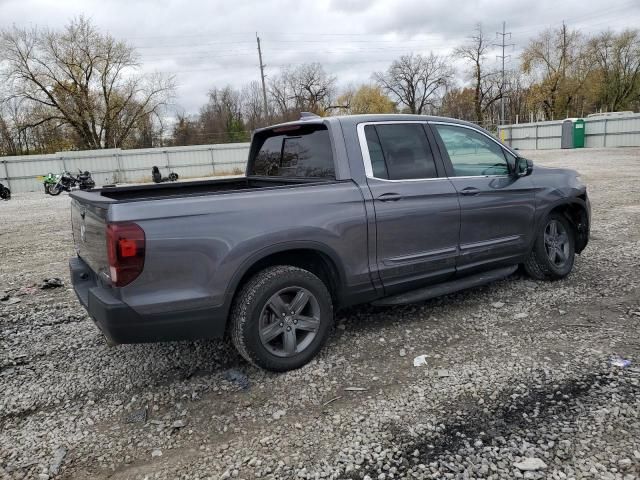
[250,124,334,178]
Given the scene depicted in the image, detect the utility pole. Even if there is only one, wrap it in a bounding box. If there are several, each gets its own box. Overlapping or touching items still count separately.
[256,33,269,119]
[494,21,514,126]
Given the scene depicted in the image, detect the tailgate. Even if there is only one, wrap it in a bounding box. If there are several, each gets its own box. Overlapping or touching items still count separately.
[71,198,109,276]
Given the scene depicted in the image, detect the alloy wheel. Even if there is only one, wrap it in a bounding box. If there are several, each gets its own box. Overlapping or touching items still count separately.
[544,219,570,267]
[258,286,321,357]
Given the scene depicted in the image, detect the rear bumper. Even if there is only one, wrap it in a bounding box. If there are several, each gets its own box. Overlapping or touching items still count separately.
[70,257,228,344]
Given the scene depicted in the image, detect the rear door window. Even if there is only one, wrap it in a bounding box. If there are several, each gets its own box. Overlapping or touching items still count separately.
[251,125,334,178]
[363,124,438,180]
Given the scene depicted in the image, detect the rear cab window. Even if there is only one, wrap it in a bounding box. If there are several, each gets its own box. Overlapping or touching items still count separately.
[249,124,335,178]
[362,123,438,180]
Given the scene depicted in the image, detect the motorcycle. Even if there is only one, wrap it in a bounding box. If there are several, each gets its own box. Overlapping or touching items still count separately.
[151,166,179,183]
[0,182,10,200]
[44,170,95,196]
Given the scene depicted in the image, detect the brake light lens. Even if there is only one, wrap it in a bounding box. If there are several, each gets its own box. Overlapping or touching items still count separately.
[106,223,145,287]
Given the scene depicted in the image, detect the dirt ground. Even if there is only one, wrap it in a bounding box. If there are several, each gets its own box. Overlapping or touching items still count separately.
[1,147,639,480]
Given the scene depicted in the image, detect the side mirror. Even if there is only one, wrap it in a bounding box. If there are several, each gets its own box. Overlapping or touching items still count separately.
[514,157,533,177]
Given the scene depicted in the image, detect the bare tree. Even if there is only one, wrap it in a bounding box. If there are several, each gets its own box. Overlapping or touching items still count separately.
[291,63,336,113]
[242,81,267,130]
[588,29,640,112]
[454,24,502,123]
[268,72,292,120]
[268,63,336,118]
[170,112,200,146]
[0,17,174,150]
[199,86,248,143]
[522,24,591,119]
[374,53,453,114]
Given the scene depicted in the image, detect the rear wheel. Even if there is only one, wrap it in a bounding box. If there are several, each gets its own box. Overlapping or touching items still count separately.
[524,213,575,280]
[230,265,333,372]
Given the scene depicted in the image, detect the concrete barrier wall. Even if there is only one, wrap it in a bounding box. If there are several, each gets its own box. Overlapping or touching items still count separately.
[0,143,251,193]
[498,114,640,150]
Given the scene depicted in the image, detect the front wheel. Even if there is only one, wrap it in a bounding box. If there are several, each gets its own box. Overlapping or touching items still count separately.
[524,213,575,280]
[46,184,63,196]
[230,265,333,372]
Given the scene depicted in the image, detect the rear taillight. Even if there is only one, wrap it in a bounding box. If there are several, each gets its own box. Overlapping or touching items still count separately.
[106,223,145,287]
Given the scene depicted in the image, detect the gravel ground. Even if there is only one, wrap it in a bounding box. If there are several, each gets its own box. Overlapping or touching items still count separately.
[1,147,639,480]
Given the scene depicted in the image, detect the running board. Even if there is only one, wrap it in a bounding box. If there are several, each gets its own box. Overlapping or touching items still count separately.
[371,265,518,306]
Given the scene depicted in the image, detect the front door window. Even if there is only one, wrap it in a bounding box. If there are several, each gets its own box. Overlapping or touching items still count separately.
[434,125,509,177]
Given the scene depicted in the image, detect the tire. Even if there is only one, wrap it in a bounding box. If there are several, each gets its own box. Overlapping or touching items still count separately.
[524,212,575,280]
[230,265,333,372]
[46,184,62,196]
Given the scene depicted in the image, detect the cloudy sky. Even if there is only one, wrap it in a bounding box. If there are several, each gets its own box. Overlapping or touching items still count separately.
[1,0,639,114]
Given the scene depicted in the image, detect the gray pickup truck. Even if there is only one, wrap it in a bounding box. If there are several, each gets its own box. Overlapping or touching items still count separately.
[69,114,590,371]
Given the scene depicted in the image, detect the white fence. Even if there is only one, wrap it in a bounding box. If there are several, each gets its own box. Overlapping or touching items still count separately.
[498,113,640,150]
[0,142,251,193]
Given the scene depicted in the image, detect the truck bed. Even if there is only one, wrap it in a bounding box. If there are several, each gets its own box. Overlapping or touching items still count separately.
[90,176,334,202]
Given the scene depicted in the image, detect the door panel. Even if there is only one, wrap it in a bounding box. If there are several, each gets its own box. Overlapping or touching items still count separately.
[368,178,460,291]
[358,122,460,294]
[448,175,535,269]
[431,123,536,271]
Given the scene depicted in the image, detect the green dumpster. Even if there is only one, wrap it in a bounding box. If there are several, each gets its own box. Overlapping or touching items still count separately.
[573,119,585,148]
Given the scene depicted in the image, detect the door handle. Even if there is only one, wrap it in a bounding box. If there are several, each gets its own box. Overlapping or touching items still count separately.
[376,192,402,202]
[459,187,480,196]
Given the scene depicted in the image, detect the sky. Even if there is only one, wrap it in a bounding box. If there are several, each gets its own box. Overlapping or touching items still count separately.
[1,0,639,115]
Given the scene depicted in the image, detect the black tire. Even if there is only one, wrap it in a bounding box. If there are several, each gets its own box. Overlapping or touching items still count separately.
[524,212,575,280]
[46,184,62,196]
[230,265,333,372]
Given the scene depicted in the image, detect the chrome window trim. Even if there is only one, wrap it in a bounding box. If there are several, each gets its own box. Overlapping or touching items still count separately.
[357,120,515,182]
[356,121,446,183]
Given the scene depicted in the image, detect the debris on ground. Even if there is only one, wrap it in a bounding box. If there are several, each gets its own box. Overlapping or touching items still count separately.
[49,447,67,475]
[41,277,64,289]
[413,355,428,367]
[1,296,21,305]
[610,356,632,368]
[222,368,250,390]
[513,457,547,471]
[125,407,148,424]
[322,396,341,407]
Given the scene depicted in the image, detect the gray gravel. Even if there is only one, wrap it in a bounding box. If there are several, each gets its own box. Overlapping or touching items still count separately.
[1,147,639,480]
